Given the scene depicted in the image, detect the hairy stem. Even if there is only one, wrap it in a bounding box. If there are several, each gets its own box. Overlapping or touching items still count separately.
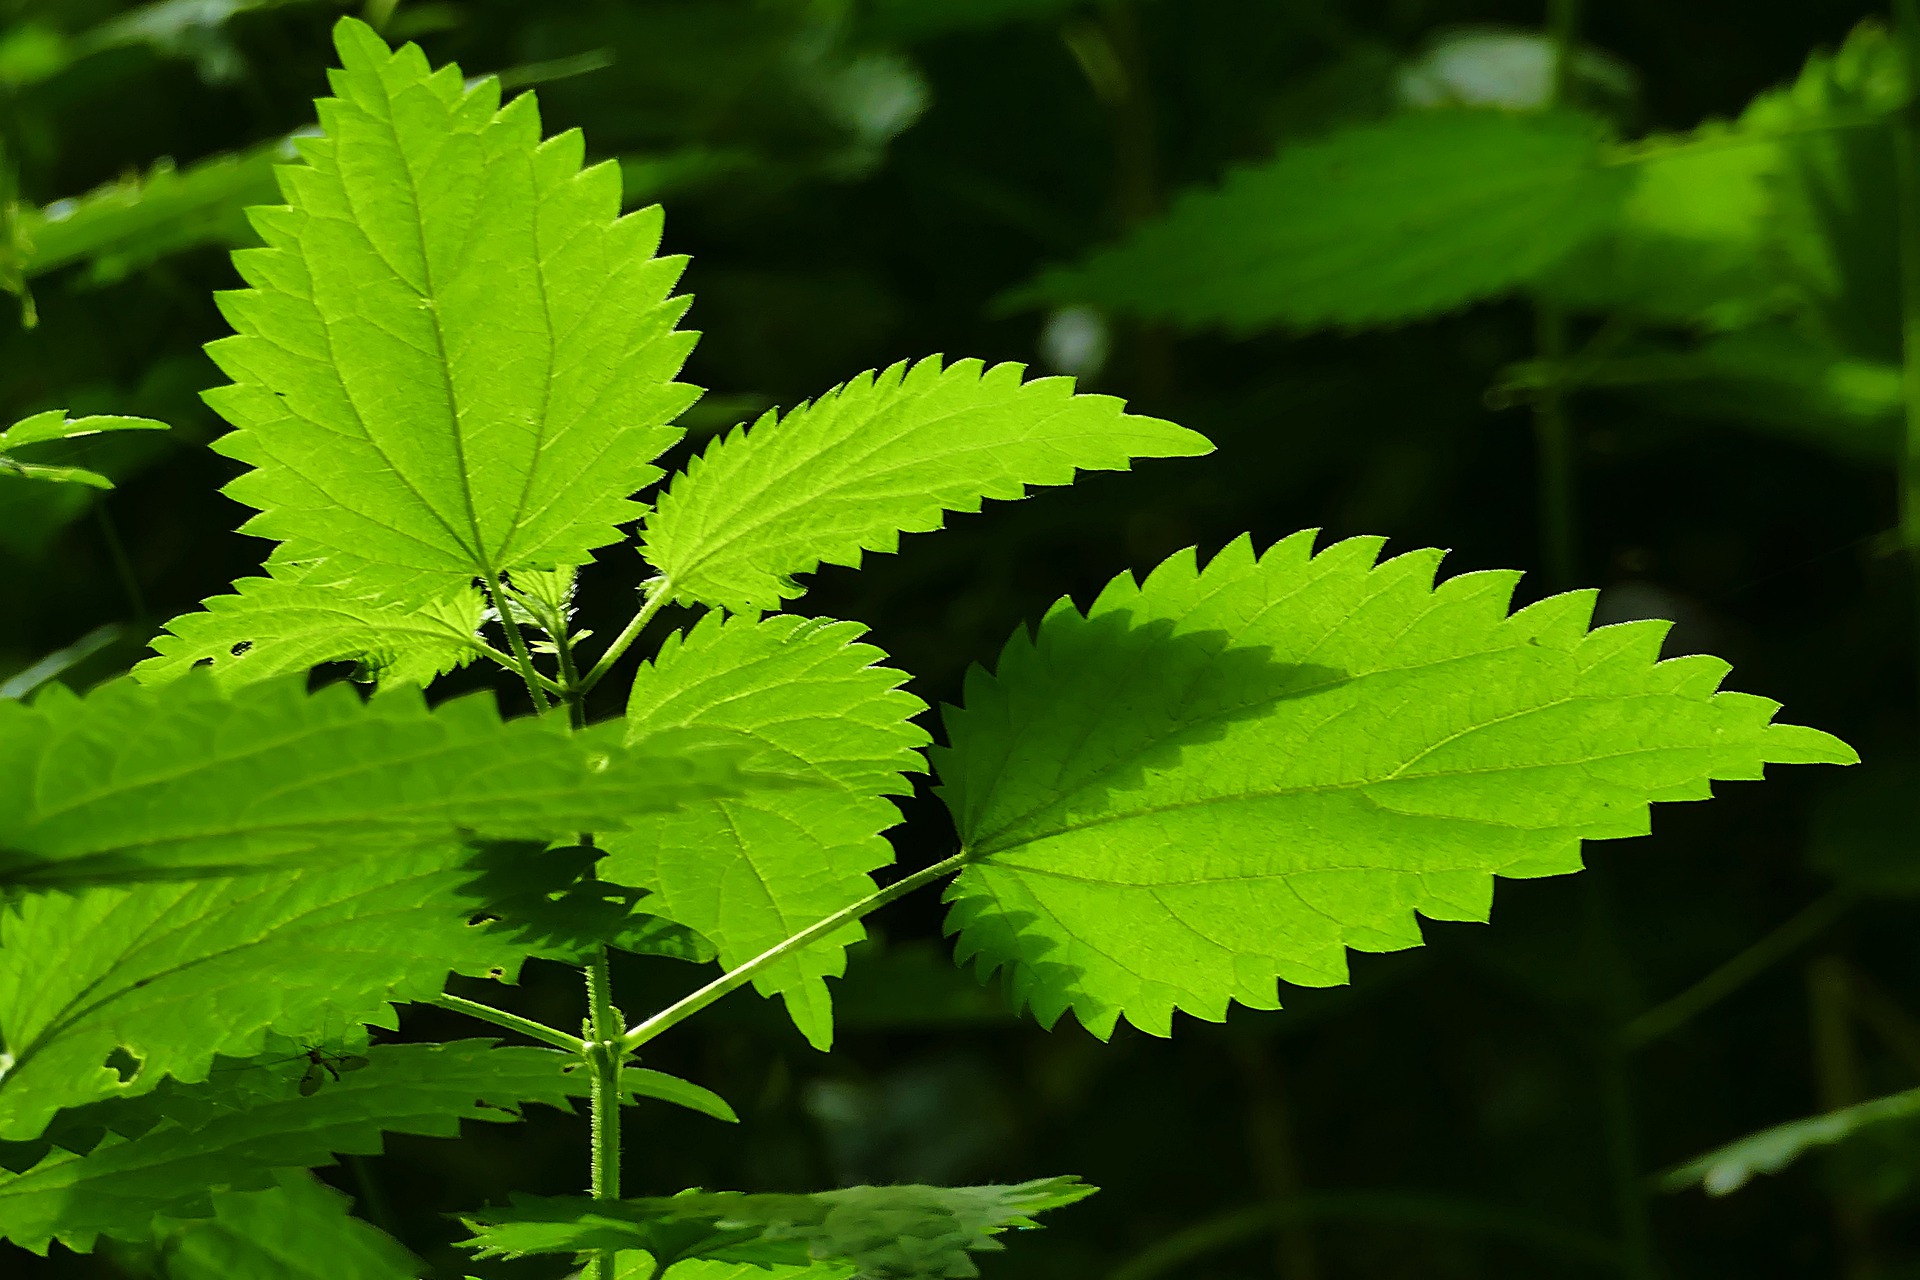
[1619,890,1850,1049]
[621,851,970,1053]
[481,570,553,711]
[423,992,586,1053]
[580,576,670,697]
[585,944,624,1280]
[474,639,567,693]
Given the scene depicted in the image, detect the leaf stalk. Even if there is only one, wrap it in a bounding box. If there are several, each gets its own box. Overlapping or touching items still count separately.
[619,851,970,1053]
[580,576,671,697]
[481,570,555,711]
[423,992,586,1053]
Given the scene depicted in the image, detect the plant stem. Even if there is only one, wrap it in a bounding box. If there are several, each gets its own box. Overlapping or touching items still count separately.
[94,504,147,623]
[1106,1193,1620,1280]
[1582,876,1656,1280]
[1619,890,1850,1050]
[579,576,670,697]
[1534,306,1577,590]
[481,570,552,711]
[621,851,970,1053]
[1533,0,1582,592]
[473,639,568,694]
[423,992,586,1052]
[1893,0,1920,710]
[585,945,623,1280]
[1809,957,1878,1278]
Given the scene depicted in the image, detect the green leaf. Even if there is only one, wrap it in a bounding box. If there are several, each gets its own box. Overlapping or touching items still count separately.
[205,18,697,597]
[601,613,929,1049]
[619,1257,851,1280]
[1660,1086,1920,1196]
[936,532,1857,1037]
[641,356,1209,612]
[460,1176,1096,1278]
[150,1170,424,1280]
[1535,124,1791,327]
[459,841,719,967]
[1745,20,1905,364]
[21,138,293,286]
[0,1040,603,1253]
[0,410,170,490]
[0,672,752,890]
[0,849,531,1141]
[1021,109,1630,333]
[136,562,489,690]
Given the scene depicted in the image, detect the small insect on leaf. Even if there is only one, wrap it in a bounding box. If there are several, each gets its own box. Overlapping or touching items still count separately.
[295,1047,371,1097]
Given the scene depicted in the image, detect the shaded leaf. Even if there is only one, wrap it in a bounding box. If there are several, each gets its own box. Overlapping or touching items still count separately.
[22,138,294,285]
[149,1170,424,1280]
[1021,110,1629,333]
[1661,1086,1920,1196]
[461,1177,1096,1279]
[0,1041,604,1252]
[0,672,754,890]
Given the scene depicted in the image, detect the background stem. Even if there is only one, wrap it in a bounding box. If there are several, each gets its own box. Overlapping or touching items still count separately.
[93,504,146,624]
[1893,0,1920,712]
[1534,0,1582,591]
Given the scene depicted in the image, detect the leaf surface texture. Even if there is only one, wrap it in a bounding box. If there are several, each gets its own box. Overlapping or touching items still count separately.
[937,533,1857,1036]
[602,614,928,1048]
[149,1171,424,1280]
[137,563,487,689]
[0,673,751,889]
[205,19,696,595]
[0,1041,600,1252]
[460,1176,1095,1277]
[642,356,1209,611]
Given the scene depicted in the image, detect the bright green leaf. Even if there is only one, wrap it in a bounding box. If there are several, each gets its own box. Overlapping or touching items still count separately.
[136,562,488,690]
[205,18,697,598]
[150,1170,425,1280]
[460,1176,1096,1278]
[641,356,1209,612]
[936,532,1857,1037]
[0,1041,604,1253]
[601,613,929,1049]
[1021,109,1630,333]
[0,672,753,890]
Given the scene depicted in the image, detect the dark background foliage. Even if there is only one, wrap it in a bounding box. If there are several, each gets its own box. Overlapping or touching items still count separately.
[2,1,1913,1276]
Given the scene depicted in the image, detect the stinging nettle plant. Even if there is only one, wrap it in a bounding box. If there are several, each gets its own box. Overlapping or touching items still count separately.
[0,18,1860,1280]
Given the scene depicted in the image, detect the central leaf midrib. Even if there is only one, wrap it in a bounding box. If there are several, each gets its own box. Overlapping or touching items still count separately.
[371,75,491,577]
